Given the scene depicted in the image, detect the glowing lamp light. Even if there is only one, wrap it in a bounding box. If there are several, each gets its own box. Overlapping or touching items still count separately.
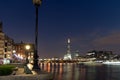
[33,0,42,7]
[13,50,16,53]
[25,45,30,50]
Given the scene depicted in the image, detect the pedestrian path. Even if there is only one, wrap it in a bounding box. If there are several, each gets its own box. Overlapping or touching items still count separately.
[15,68,25,75]
[10,63,53,80]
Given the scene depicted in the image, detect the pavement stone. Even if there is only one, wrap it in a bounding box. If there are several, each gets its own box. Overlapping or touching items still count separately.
[0,63,53,80]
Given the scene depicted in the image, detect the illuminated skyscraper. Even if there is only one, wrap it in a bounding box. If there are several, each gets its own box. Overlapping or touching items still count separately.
[67,38,71,54]
[64,38,72,60]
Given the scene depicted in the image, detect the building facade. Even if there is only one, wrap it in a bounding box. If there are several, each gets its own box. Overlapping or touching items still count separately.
[13,42,35,63]
[0,21,35,64]
[0,22,14,60]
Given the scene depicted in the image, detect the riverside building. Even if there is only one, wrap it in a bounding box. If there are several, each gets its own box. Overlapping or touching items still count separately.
[0,22,14,64]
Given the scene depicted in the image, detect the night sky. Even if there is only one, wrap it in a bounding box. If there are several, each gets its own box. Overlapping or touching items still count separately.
[1,0,120,58]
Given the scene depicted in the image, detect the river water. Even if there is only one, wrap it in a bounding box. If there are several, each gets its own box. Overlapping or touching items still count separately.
[39,63,120,80]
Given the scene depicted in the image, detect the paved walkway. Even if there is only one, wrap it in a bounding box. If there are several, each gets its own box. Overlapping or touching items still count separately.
[0,63,53,80]
[15,68,25,75]
[0,74,53,80]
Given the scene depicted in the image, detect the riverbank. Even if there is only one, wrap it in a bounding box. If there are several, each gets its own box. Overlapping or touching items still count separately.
[0,73,53,80]
[0,63,53,80]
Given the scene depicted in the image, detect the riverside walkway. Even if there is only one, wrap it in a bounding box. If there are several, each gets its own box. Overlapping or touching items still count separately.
[0,63,53,80]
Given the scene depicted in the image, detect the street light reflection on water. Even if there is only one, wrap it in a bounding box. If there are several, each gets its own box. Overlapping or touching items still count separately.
[39,63,120,80]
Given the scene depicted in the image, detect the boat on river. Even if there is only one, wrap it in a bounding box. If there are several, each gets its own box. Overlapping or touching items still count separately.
[102,60,120,65]
[80,61,103,66]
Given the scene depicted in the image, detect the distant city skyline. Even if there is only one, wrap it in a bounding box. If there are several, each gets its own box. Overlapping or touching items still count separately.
[1,0,120,58]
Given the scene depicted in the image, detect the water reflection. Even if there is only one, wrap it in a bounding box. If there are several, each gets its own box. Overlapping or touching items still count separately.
[39,63,120,80]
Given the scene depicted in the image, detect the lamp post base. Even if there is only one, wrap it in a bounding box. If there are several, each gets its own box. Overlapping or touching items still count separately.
[32,59,41,70]
[32,65,40,70]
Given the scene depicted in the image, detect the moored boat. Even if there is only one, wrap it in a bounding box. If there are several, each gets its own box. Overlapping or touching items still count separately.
[102,60,120,65]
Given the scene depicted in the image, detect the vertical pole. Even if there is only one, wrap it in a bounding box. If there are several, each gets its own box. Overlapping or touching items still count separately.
[26,51,29,66]
[35,7,38,55]
[33,6,40,70]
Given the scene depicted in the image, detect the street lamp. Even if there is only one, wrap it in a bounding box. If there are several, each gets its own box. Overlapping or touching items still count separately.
[12,50,16,63]
[13,50,16,53]
[32,0,42,70]
[25,45,31,65]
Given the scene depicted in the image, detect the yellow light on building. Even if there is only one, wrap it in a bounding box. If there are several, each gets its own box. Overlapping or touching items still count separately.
[25,45,31,50]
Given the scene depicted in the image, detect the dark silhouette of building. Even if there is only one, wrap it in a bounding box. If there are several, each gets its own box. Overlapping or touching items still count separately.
[87,50,113,60]
[0,22,3,32]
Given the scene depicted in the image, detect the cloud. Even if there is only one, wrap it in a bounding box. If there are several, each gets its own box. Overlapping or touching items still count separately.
[93,32,120,46]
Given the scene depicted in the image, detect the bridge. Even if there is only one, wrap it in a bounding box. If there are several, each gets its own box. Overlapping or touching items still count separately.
[38,58,92,63]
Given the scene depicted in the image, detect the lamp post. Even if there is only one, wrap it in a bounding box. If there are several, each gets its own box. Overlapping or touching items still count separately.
[25,45,31,65]
[12,50,16,63]
[32,0,42,70]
